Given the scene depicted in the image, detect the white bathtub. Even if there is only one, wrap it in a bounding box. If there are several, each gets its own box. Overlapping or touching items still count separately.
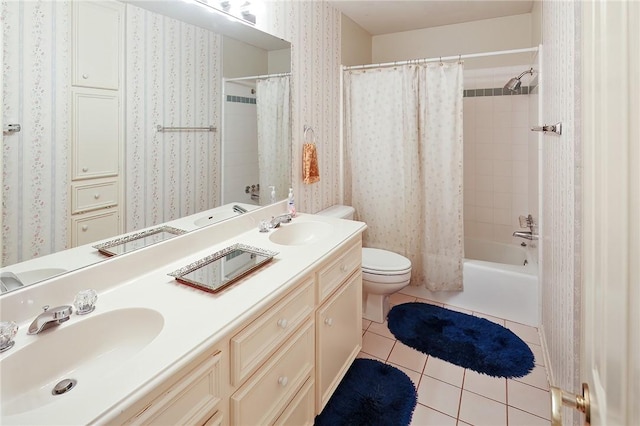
[400,238,539,326]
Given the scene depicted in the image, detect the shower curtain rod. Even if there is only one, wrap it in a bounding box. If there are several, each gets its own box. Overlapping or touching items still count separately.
[224,72,291,82]
[342,47,539,71]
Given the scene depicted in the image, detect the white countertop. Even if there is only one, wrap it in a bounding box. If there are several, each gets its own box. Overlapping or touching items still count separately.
[0,203,366,425]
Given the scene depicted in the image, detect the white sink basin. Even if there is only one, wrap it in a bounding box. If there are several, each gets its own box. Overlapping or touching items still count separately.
[269,221,331,246]
[1,307,164,416]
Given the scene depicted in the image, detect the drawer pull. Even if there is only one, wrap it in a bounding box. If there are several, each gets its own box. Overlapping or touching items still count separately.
[340,264,347,272]
[82,167,88,172]
[324,317,333,327]
[94,193,100,199]
[81,225,89,231]
[82,73,89,79]
[277,318,288,329]
[278,376,288,387]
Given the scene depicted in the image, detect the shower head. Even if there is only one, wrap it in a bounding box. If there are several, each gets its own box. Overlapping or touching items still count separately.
[504,68,534,92]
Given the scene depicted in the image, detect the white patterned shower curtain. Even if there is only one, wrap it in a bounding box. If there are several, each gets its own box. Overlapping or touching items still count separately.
[344,63,464,291]
[256,75,291,204]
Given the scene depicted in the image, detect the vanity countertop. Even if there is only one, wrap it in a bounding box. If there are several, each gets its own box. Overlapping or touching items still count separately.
[0,203,366,425]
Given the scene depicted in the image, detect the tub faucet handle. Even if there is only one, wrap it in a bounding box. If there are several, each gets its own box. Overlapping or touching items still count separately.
[519,214,535,229]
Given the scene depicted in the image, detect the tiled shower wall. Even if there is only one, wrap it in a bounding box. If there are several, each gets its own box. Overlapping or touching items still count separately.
[463,66,535,244]
[222,82,259,205]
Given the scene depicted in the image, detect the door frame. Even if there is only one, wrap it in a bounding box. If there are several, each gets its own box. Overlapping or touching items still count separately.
[581,0,639,424]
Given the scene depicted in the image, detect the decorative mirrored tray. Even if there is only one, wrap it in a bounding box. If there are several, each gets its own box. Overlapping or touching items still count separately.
[168,244,278,293]
[93,226,188,257]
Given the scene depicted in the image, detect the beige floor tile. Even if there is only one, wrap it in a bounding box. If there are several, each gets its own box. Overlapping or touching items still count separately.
[367,319,396,340]
[443,304,473,315]
[463,369,507,403]
[388,362,422,388]
[417,375,462,418]
[410,403,457,426]
[356,351,383,362]
[361,331,395,361]
[507,406,551,425]
[513,364,549,390]
[458,390,508,426]
[473,311,506,326]
[415,298,444,307]
[506,321,540,345]
[423,356,465,388]
[388,341,428,373]
[529,343,545,366]
[507,380,551,420]
[390,292,417,306]
[362,319,372,331]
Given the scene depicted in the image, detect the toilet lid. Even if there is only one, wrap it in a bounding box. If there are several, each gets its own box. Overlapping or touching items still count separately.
[362,248,412,274]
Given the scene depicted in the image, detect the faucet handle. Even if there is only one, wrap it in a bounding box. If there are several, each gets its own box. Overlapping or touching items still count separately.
[0,321,18,353]
[74,289,98,315]
[519,214,535,228]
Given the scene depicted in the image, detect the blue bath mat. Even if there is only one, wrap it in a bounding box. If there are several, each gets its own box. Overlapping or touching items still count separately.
[315,358,417,426]
[387,302,534,378]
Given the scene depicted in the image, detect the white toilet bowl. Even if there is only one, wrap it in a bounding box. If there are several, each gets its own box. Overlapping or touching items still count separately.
[316,205,413,323]
[361,248,412,323]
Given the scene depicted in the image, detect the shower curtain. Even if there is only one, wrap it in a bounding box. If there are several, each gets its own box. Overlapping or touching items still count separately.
[344,63,464,291]
[256,75,291,204]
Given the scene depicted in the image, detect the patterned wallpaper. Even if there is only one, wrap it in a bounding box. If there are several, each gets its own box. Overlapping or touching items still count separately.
[540,1,581,423]
[260,1,342,214]
[1,1,71,265]
[124,4,222,232]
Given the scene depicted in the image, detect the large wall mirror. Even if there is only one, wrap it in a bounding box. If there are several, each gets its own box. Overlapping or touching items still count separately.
[0,0,291,293]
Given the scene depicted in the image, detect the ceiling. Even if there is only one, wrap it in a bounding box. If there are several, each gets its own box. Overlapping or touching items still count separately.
[329,0,535,36]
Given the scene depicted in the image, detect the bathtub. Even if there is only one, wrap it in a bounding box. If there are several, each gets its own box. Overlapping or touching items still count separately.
[400,238,539,326]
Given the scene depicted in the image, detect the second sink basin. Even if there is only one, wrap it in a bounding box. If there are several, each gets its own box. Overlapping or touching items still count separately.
[1,307,164,416]
[269,221,331,246]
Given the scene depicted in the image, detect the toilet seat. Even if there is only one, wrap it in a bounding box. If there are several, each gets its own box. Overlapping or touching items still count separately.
[362,248,412,276]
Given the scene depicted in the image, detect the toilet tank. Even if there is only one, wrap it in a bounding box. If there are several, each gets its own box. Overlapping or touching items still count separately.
[316,205,355,220]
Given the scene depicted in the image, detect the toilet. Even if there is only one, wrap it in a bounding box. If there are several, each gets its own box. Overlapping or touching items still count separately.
[317,205,412,323]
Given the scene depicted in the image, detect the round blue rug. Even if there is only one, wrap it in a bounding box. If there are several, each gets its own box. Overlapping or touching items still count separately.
[387,302,535,378]
[315,358,417,426]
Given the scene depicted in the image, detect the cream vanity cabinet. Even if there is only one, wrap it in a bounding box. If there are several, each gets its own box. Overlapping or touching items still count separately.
[114,234,363,425]
[70,0,124,247]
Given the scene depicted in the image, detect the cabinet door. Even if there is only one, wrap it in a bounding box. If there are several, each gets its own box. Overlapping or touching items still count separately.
[72,90,120,179]
[316,272,363,412]
[72,209,119,247]
[73,0,122,89]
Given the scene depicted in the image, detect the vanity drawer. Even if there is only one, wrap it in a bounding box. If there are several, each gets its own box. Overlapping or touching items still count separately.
[126,351,222,425]
[230,322,314,426]
[71,179,118,213]
[317,241,361,302]
[274,377,315,426]
[231,277,314,386]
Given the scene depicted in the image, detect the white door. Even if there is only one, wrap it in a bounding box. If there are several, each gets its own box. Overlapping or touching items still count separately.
[580,1,639,425]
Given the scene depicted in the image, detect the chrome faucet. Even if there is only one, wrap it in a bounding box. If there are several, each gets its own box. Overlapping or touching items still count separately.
[233,204,248,214]
[270,213,292,228]
[512,231,539,240]
[27,305,73,335]
[513,214,538,240]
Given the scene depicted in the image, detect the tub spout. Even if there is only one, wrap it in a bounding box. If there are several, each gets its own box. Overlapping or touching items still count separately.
[513,231,538,240]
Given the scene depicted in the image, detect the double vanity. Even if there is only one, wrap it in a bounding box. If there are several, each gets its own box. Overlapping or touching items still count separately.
[0,202,367,425]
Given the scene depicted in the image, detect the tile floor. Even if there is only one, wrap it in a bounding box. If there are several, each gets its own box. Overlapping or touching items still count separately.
[357,293,551,426]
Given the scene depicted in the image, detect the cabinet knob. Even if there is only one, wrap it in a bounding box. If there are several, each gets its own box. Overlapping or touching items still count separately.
[94,193,100,199]
[81,225,89,231]
[82,73,89,79]
[278,376,288,387]
[324,317,333,327]
[82,167,88,172]
[277,319,288,329]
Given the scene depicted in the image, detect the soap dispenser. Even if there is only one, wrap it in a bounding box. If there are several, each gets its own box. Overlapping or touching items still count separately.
[269,186,276,204]
[287,188,296,217]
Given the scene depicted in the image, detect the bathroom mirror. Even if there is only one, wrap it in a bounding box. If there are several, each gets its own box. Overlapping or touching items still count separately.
[0,0,292,293]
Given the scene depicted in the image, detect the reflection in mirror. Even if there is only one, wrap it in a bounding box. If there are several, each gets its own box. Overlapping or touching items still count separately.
[0,0,291,293]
